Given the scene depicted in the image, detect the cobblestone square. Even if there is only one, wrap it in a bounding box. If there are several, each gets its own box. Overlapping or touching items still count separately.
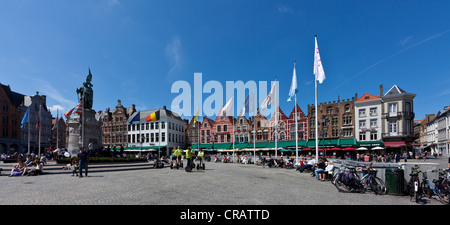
[1,158,447,205]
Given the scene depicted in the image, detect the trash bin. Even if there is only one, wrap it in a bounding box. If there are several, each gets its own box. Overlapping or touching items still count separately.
[385,168,405,195]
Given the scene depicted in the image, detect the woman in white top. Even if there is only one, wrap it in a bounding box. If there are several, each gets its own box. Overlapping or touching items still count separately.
[28,159,43,176]
[325,160,335,175]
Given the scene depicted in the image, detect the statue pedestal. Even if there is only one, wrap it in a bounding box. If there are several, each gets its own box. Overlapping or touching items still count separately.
[67,109,103,155]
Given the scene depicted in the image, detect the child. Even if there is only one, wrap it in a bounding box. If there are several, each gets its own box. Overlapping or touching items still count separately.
[71,157,79,177]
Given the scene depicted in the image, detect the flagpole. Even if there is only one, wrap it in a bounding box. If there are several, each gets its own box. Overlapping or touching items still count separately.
[315,70,319,162]
[275,77,278,158]
[56,109,59,149]
[253,117,256,164]
[198,118,200,151]
[232,116,235,163]
[27,108,30,155]
[158,112,161,159]
[39,105,42,156]
[293,61,299,164]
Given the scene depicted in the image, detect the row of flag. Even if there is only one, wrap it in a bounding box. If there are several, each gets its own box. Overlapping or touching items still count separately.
[214,35,326,119]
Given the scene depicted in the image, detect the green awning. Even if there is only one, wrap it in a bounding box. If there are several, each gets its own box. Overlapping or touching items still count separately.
[306,139,339,148]
[234,143,249,149]
[285,140,307,149]
[266,141,292,149]
[213,143,232,150]
[357,141,384,147]
[338,138,357,147]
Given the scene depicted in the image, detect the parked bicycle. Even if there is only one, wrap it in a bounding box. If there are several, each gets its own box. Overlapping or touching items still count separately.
[360,162,386,195]
[333,164,365,193]
[406,165,421,203]
[420,169,449,205]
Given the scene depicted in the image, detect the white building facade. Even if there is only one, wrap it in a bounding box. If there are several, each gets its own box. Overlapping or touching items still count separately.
[433,106,450,156]
[355,93,383,148]
[127,106,186,156]
[380,85,416,153]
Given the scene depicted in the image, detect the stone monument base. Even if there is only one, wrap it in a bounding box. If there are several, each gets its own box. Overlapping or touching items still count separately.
[67,109,103,155]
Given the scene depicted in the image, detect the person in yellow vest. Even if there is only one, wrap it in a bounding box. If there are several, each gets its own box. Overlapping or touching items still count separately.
[185,147,194,169]
[197,149,205,170]
[170,147,181,169]
[175,146,183,168]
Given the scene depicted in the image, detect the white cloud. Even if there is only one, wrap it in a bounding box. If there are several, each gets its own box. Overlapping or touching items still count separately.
[278,5,293,13]
[165,36,182,81]
[108,0,120,7]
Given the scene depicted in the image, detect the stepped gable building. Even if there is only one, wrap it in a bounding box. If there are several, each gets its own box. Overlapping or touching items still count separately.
[235,114,252,143]
[199,116,215,144]
[307,93,358,140]
[0,83,24,153]
[212,116,234,144]
[269,106,289,141]
[252,108,270,142]
[102,100,136,149]
[286,104,308,141]
[380,85,416,153]
[185,117,201,146]
[20,91,53,154]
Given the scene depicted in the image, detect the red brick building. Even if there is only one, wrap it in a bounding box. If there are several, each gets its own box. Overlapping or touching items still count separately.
[199,116,215,144]
[252,108,270,143]
[286,104,308,141]
[0,83,24,153]
[269,107,289,141]
[213,116,234,143]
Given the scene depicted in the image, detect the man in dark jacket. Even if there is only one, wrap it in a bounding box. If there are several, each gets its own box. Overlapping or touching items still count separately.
[77,147,89,178]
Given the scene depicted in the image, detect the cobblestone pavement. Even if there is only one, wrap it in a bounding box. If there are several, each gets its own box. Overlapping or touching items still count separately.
[0,157,448,205]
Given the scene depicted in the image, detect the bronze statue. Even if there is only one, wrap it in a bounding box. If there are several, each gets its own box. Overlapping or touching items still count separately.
[76,69,94,110]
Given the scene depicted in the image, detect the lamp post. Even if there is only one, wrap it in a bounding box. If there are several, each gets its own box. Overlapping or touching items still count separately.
[321,115,329,158]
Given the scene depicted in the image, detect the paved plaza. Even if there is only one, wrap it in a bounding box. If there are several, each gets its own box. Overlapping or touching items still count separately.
[0,157,448,205]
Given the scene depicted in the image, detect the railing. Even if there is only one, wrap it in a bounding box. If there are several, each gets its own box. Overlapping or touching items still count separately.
[382,111,415,119]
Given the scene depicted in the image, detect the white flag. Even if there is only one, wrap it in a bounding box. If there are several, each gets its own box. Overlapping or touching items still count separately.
[244,89,255,115]
[261,81,276,111]
[218,97,234,118]
[287,65,298,102]
[314,36,325,84]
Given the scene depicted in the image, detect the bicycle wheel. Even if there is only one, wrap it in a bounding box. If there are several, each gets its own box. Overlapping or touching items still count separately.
[353,174,366,193]
[421,182,432,198]
[334,174,351,193]
[370,177,386,195]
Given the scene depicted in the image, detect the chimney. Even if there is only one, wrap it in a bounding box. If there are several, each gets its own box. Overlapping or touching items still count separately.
[379,85,383,97]
[163,105,167,110]
[131,104,136,112]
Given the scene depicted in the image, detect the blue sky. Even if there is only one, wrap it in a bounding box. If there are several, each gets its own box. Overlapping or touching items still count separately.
[1,0,449,121]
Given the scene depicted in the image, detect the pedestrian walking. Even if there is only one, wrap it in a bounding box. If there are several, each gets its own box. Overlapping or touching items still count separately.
[77,147,89,178]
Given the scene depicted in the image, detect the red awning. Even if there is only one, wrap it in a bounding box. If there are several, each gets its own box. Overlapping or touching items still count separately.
[330,148,341,151]
[384,141,406,147]
[342,148,356,151]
